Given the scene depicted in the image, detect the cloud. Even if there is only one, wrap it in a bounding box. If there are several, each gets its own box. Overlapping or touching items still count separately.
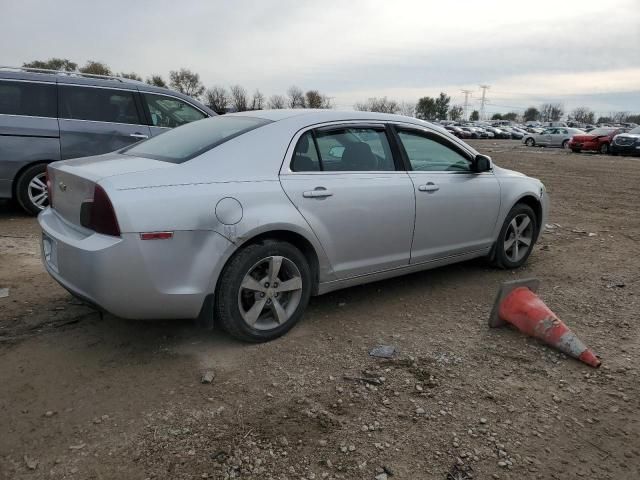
[1,0,638,114]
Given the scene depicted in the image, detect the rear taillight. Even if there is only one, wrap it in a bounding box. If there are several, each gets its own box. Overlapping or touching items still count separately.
[80,184,120,237]
[45,166,53,208]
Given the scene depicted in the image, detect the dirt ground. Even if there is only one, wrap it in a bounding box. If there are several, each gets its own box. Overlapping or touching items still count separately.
[1,140,638,480]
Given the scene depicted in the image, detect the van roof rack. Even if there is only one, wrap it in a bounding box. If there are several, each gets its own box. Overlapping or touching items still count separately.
[0,65,128,82]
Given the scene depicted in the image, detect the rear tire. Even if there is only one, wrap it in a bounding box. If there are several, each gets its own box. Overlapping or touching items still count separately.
[215,240,312,342]
[15,163,49,215]
[562,140,569,149]
[599,143,609,154]
[525,138,535,147]
[571,148,581,153]
[492,204,538,270]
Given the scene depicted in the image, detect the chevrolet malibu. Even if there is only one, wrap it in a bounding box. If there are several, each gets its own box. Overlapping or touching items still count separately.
[39,110,549,342]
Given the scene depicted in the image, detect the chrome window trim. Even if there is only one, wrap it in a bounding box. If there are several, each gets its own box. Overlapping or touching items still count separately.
[280,119,483,175]
[0,77,56,85]
[58,117,148,128]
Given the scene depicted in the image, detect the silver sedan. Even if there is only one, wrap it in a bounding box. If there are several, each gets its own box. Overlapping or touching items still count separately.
[39,110,549,342]
[523,127,585,148]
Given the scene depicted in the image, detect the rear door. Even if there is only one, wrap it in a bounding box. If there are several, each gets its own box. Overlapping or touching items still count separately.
[139,92,208,137]
[58,84,151,159]
[280,124,415,279]
[538,129,554,146]
[393,125,501,263]
[0,78,60,200]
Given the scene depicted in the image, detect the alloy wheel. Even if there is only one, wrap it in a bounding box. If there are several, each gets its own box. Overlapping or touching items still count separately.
[237,256,303,330]
[503,213,534,263]
[28,172,49,210]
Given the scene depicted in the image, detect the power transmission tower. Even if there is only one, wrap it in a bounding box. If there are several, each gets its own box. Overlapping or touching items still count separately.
[479,85,490,120]
[461,89,472,120]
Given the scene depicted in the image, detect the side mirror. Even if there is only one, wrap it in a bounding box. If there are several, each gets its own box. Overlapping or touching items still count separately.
[473,154,492,173]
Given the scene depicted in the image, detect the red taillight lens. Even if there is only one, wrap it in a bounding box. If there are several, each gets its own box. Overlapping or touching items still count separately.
[80,184,120,237]
[45,166,53,208]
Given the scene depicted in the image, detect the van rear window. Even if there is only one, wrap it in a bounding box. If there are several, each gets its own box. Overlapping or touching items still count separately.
[122,116,271,163]
[0,80,57,118]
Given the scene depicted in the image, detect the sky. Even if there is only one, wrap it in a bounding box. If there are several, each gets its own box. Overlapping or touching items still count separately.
[1,0,639,117]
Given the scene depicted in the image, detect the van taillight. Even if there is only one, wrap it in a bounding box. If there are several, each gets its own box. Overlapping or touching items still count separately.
[45,166,53,208]
[80,184,121,237]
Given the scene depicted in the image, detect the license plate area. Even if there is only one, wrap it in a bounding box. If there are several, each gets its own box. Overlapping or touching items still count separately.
[42,233,59,273]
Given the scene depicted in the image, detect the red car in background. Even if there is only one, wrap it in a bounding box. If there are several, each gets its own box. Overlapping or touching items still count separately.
[568,127,628,154]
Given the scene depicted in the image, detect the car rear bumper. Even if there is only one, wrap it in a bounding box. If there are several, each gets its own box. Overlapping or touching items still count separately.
[38,208,235,319]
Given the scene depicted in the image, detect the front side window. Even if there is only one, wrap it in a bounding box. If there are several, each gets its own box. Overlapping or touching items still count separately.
[0,80,56,118]
[143,93,206,128]
[313,127,395,171]
[122,115,271,163]
[59,85,142,124]
[397,130,471,172]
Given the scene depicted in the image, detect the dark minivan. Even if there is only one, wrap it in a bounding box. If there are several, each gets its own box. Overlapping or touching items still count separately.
[0,67,215,214]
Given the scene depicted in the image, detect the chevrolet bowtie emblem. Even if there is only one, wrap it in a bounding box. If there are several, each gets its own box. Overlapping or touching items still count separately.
[58,181,67,192]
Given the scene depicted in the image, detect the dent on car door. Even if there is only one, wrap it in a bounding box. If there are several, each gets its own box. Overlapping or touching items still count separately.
[394,127,501,263]
[58,85,151,159]
[279,125,415,279]
[141,92,208,137]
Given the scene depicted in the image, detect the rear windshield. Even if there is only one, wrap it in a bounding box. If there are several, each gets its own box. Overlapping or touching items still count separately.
[122,116,272,163]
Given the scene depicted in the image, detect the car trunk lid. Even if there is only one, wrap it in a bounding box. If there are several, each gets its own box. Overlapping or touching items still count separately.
[48,152,173,227]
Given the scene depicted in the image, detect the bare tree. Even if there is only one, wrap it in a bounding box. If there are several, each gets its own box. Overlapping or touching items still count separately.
[540,103,564,122]
[304,90,333,109]
[119,72,142,81]
[570,107,595,124]
[146,75,167,88]
[229,85,249,112]
[287,86,306,108]
[354,97,399,114]
[205,86,228,113]
[23,58,77,72]
[169,68,205,99]
[251,89,265,110]
[268,94,286,109]
[79,60,112,76]
[398,102,415,117]
[448,105,463,121]
[612,111,629,123]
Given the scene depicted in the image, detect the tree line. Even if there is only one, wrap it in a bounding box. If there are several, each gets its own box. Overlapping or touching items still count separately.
[20,58,640,123]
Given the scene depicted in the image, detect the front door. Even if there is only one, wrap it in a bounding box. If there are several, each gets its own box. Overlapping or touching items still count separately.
[280,125,415,279]
[58,84,150,159]
[393,127,501,263]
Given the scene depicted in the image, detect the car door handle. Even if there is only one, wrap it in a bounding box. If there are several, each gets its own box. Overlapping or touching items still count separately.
[303,188,333,198]
[129,133,149,139]
[418,183,440,192]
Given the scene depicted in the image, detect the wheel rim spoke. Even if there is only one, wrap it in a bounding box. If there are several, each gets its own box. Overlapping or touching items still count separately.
[519,235,532,247]
[270,298,287,324]
[32,192,48,206]
[268,256,283,284]
[504,236,516,251]
[243,297,267,326]
[274,277,302,292]
[517,216,530,234]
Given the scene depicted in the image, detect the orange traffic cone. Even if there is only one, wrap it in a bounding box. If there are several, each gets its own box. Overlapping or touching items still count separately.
[489,279,601,368]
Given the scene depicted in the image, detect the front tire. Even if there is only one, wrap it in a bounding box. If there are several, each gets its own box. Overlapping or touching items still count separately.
[599,143,609,154]
[562,140,569,149]
[15,164,49,215]
[492,204,538,269]
[215,240,312,342]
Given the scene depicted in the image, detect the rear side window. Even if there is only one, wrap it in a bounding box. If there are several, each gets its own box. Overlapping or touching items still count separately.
[142,93,206,128]
[122,116,272,163]
[291,132,321,172]
[0,80,57,117]
[59,85,142,124]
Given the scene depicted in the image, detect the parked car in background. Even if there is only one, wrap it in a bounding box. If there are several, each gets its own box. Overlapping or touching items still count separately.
[568,127,628,154]
[485,126,511,139]
[610,126,640,156]
[445,125,471,139]
[39,110,548,342]
[523,128,585,149]
[500,127,524,140]
[459,126,480,138]
[0,67,215,214]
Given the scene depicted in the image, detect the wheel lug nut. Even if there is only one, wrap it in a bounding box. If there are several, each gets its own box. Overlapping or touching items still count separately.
[264,282,269,288]
[260,293,265,298]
